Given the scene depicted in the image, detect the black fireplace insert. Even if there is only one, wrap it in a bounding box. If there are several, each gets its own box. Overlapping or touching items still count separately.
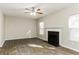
[48,31,59,47]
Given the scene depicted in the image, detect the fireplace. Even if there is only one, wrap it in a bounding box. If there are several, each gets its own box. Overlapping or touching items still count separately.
[45,28,61,47]
[48,31,59,47]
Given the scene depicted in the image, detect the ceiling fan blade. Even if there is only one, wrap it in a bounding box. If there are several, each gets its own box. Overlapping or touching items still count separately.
[24,12,30,13]
[25,8,32,11]
[37,8,40,11]
[37,12,43,14]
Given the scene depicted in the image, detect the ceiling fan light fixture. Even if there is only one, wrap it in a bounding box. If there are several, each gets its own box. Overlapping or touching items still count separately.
[25,7,43,16]
[30,12,36,16]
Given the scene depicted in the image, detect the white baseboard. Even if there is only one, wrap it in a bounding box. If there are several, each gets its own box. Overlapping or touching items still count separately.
[5,37,37,40]
[60,44,79,52]
[0,40,5,47]
[37,37,42,39]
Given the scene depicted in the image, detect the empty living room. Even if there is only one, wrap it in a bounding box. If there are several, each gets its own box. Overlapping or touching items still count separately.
[0,3,79,55]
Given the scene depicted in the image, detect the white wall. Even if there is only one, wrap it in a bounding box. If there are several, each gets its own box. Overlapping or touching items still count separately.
[5,16,37,40]
[0,10,5,47]
[37,4,79,52]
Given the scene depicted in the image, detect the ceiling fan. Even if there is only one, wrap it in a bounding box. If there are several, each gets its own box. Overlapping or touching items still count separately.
[24,7,43,15]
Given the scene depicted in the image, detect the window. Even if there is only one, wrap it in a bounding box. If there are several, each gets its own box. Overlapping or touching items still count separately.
[69,14,79,42]
[39,22,44,35]
[69,15,79,28]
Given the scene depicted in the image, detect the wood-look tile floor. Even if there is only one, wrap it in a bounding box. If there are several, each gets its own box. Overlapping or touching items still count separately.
[0,38,79,55]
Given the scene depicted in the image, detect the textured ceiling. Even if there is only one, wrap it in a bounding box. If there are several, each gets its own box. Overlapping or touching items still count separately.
[0,3,76,19]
